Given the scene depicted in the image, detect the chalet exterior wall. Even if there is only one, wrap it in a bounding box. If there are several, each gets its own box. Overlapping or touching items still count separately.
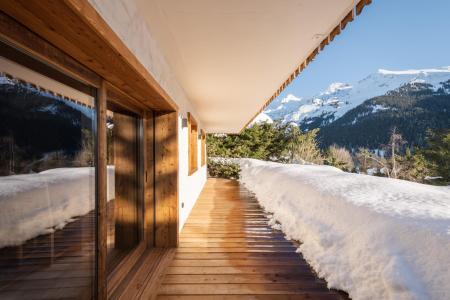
[89,0,207,230]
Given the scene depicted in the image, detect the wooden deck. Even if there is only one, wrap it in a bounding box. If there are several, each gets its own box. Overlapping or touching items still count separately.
[156,178,346,300]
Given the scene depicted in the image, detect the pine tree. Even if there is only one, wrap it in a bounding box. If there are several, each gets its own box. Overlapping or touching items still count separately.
[397,148,430,183]
[421,129,450,184]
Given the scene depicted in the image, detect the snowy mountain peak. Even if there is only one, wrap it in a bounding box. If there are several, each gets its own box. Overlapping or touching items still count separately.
[378,66,450,75]
[262,66,450,128]
[281,93,302,103]
[321,82,352,95]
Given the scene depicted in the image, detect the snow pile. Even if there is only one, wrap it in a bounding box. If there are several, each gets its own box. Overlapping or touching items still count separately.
[0,167,115,248]
[239,159,450,300]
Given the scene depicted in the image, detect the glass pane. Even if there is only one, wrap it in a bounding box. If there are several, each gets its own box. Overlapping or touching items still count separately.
[0,58,96,299]
[106,108,141,273]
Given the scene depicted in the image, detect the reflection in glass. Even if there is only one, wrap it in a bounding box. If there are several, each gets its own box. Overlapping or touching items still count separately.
[0,59,96,299]
[106,107,141,274]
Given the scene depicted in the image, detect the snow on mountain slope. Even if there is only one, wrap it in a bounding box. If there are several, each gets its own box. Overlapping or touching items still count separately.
[264,66,450,126]
[249,112,273,126]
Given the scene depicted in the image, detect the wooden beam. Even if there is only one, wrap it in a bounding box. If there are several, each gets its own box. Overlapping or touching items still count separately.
[329,24,341,42]
[320,36,329,51]
[0,12,101,87]
[97,80,108,300]
[0,0,177,111]
[356,0,372,16]
[155,111,179,247]
[341,10,354,30]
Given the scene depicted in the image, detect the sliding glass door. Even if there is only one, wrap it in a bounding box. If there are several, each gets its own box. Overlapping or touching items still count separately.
[0,55,96,299]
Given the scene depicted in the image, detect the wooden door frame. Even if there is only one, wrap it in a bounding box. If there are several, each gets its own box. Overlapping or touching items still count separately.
[0,4,179,299]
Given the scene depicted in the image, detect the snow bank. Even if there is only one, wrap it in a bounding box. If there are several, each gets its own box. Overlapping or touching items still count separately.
[239,159,450,300]
[0,166,115,248]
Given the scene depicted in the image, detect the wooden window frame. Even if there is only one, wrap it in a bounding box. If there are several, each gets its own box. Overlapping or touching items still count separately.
[188,112,199,175]
[201,130,206,166]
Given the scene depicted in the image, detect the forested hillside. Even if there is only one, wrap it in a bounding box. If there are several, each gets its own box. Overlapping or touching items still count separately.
[318,81,450,149]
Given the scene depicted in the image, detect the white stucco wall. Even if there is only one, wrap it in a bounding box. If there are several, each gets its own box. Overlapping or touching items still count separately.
[178,114,207,230]
[88,0,207,230]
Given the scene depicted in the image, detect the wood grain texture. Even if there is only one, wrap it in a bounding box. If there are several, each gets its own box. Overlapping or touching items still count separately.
[155,111,179,247]
[0,0,177,111]
[113,112,139,249]
[0,12,101,87]
[97,80,108,300]
[144,111,155,248]
[156,179,347,300]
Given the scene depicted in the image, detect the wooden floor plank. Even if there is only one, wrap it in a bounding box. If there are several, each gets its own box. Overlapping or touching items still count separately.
[157,295,341,300]
[156,178,346,300]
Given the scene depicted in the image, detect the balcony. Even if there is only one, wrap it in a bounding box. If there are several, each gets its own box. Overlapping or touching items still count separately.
[103,178,348,299]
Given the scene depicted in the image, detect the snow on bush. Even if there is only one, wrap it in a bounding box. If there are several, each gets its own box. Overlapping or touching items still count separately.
[239,159,450,300]
[0,167,115,248]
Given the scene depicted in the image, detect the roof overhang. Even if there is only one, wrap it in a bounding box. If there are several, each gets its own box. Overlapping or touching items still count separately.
[136,0,371,133]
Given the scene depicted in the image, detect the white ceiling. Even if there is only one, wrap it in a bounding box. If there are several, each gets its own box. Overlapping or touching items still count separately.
[135,0,355,133]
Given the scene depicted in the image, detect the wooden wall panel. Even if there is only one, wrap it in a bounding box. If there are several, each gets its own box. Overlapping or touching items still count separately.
[144,111,155,248]
[155,111,179,247]
[113,113,139,249]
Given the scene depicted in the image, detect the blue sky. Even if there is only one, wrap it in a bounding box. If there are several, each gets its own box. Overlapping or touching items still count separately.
[276,0,450,100]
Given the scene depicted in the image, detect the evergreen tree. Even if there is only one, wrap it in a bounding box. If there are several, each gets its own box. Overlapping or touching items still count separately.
[397,148,430,183]
[421,129,450,184]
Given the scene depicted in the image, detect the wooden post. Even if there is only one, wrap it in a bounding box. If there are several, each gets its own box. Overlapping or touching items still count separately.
[143,111,155,247]
[113,112,139,249]
[155,111,179,247]
[97,80,107,300]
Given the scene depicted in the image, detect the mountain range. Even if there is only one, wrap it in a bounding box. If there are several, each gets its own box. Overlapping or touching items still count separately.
[256,67,450,149]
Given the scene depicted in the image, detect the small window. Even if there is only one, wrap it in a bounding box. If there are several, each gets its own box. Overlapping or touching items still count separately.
[201,130,206,166]
[188,112,198,175]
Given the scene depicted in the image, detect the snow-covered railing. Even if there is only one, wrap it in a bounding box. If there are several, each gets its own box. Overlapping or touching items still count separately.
[0,166,115,248]
[239,158,450,300]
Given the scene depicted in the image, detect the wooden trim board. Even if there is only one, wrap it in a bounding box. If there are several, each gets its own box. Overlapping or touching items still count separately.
[187,112,199,175]
[201,130,206,167]
[0,0,177,111]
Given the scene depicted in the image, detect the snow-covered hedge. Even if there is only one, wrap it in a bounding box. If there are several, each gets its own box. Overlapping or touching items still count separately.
[239,159,450,300]
[0,167,115,248]
[207,157,241,179]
